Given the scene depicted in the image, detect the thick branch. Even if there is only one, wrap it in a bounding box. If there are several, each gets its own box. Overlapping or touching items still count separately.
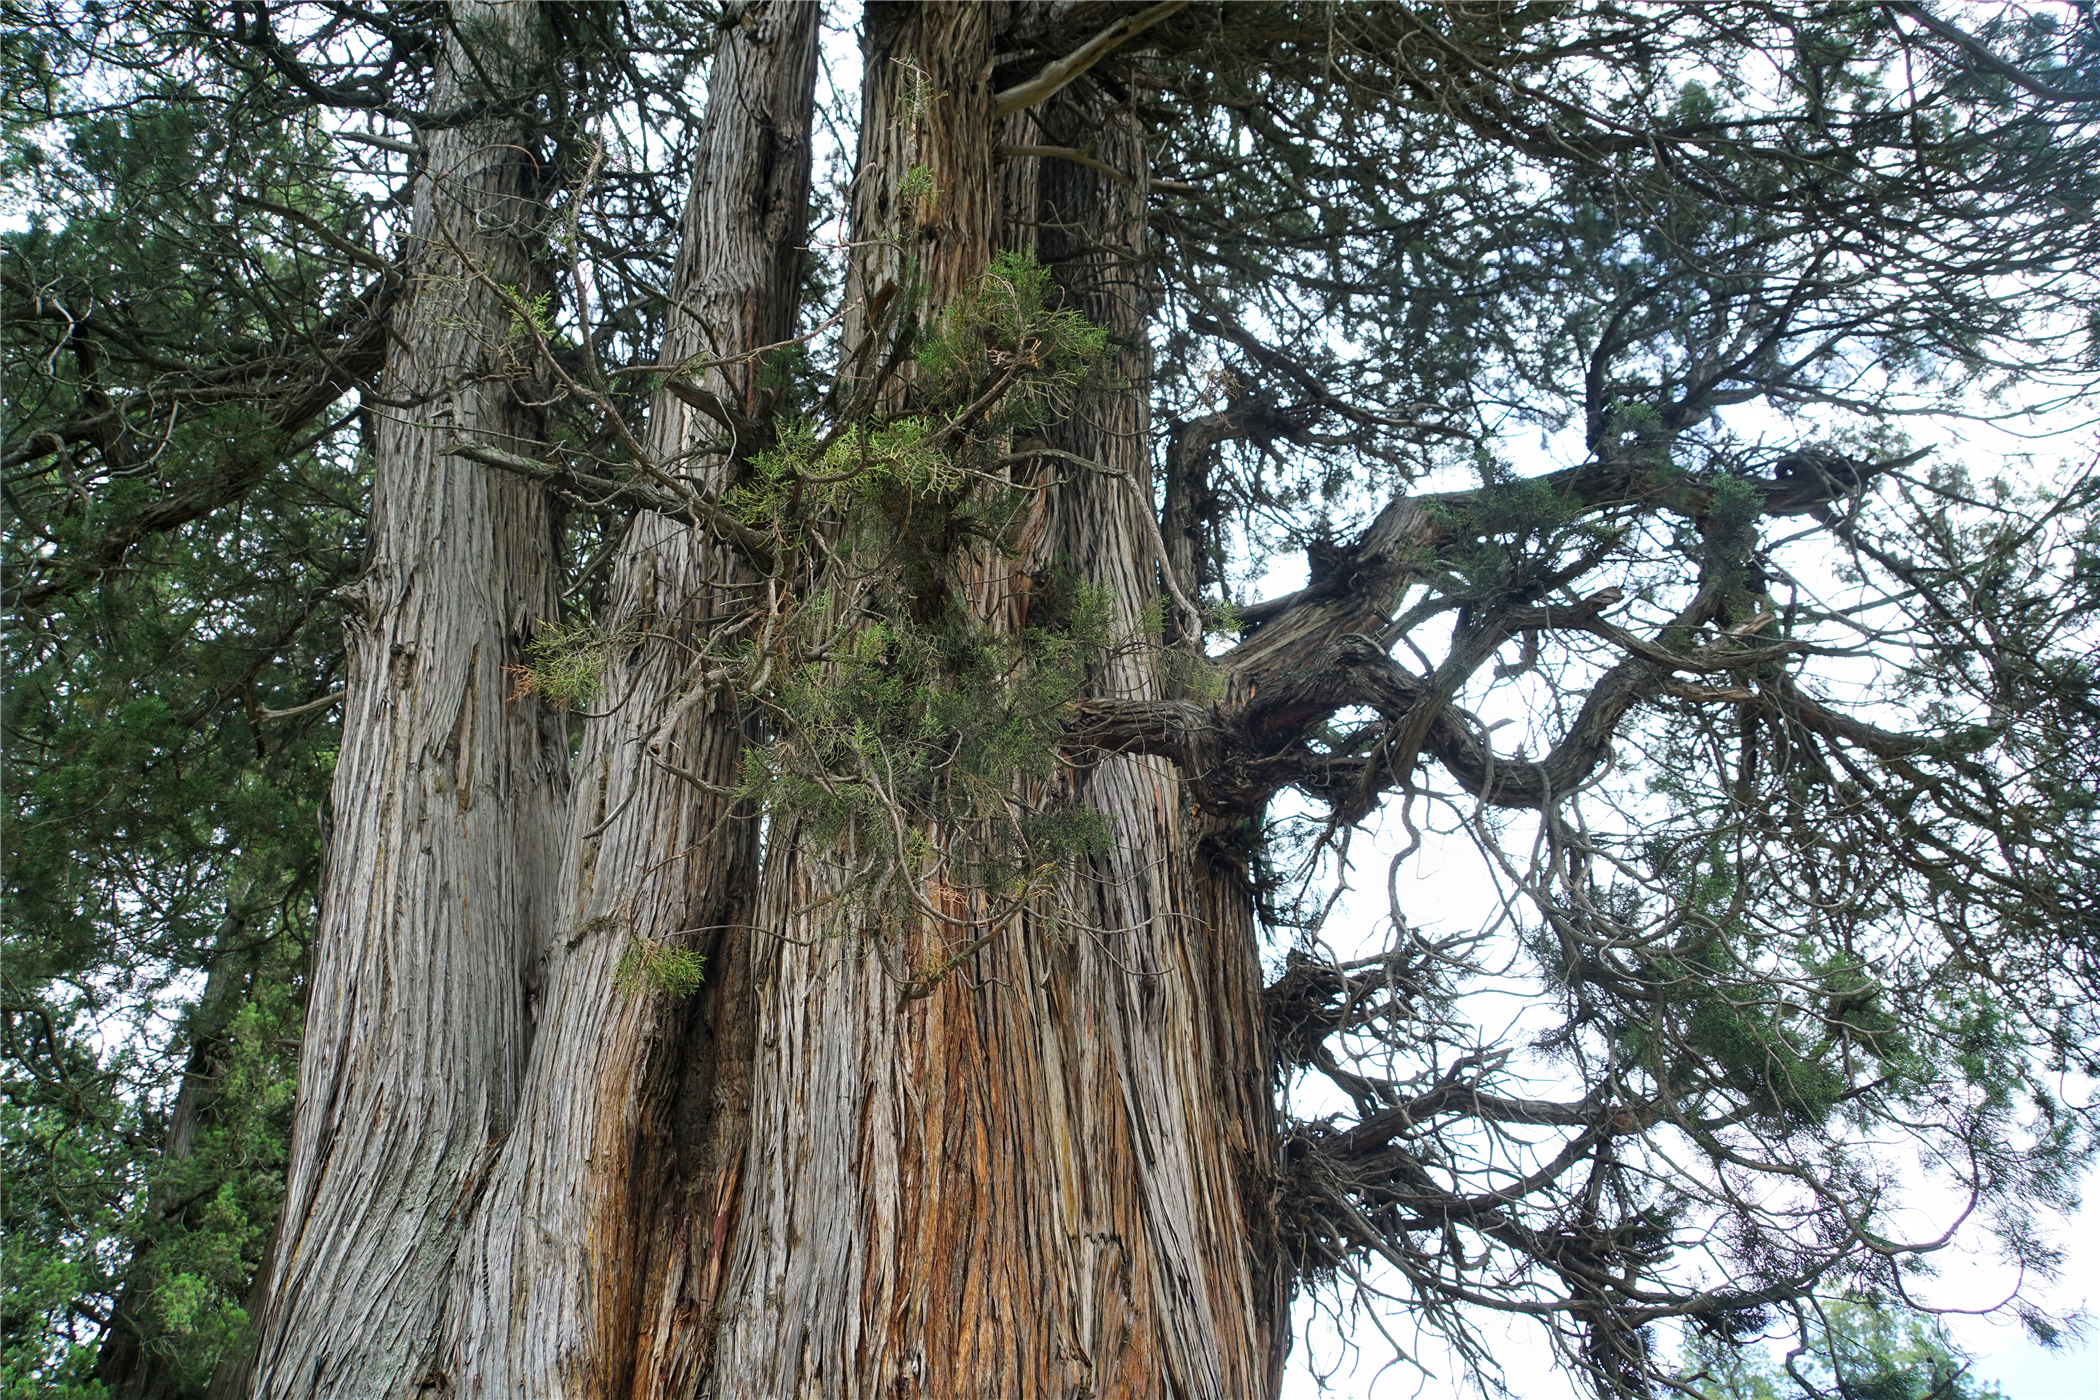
[1229,449,1926,671]
[1066,697,1217,776]
[1349,1083,1614,1140]
[1069,634,1651,813]
[440,442,775,564]
[992,0,1189,117]
[1884,1,2100,104]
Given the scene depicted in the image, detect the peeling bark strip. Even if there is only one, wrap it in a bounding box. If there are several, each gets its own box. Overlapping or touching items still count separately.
[250,5,569,1396]
[436,7,819,1395]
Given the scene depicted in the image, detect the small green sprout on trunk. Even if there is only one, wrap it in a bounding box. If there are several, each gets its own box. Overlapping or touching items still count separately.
[613,937,706,999]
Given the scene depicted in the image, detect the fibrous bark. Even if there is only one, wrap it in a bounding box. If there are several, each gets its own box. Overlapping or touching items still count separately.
[435,7,819,1394]
[256,6,1295,1396]
[248,6,570,1394]
[704,9,1281,1393]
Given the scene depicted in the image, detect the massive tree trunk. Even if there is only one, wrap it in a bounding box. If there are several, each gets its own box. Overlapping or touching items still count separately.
[436,7,819,1395]
[249,5,571,1395]
[32,5,2082,1397]
[1021,71,1285,1399]
[260,4,1282,1396]
[705,8,1282,1395]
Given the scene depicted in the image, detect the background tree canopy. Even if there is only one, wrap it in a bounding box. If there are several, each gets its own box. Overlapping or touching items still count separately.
[3,2,2098,1398]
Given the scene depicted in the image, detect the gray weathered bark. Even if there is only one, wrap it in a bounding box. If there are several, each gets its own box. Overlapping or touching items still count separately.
[434,6,819,1394]
[248,6,571,1395]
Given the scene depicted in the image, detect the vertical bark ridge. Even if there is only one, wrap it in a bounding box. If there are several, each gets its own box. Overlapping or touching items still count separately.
[249,6,569,1397]
[436,7,819,1397]
[706,7,1022,1391]
[839,0,997,398]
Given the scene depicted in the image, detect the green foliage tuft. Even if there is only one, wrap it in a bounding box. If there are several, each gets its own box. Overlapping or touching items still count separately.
[613,938,706,999]
[509,618,625,711]
[704,254,1135,937]
[913,250,1110,435]
[898,163,937,208]
[1678,1295,2004,1400]
[746,575,1126,933]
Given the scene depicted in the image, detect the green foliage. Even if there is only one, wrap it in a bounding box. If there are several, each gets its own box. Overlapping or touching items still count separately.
[3,922,306,1399]
[897,163,937,208]
[747,577,1122,933]
[613,938,706,999]
[509,617,626,712]
[1700,471,1770,598]
[711,254,1131,935]
[719,253,1118,732]
[502,284,558,349]
[2,19,356,1388]
[1,1051,130,1399]
[735,416,962,525]
[1578,832,1928,1134]
[729,251,1108,537]
[120,972,301,1390]
[1679,1296,2005,1400]
[913,251,1109,434]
